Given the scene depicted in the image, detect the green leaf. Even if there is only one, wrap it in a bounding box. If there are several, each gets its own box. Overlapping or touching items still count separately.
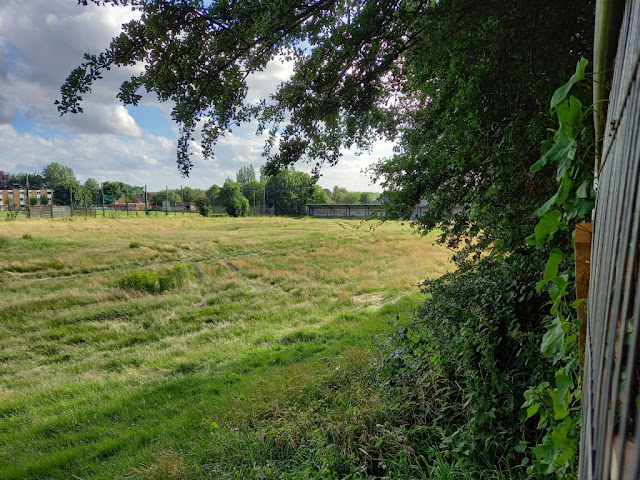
[526,403,540,419]
[556,96,583,141]
[536,249,566,291]
[536,193,558,217]
[550,372,574,420]
[555,173,573,205]
[530,138,573,173]
[541,316,564,357]
[550,58,588,111]
[532,209,562,244]
[576,180,591,199]
[574,198,595,217]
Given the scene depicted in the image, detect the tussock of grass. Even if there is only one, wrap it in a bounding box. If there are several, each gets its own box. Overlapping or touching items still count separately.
[116,264,194,293]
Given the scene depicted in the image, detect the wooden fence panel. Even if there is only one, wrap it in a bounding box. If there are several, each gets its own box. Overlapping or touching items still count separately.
[579,1,640,478]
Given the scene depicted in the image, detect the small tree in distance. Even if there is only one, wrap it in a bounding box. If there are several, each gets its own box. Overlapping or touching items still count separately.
[195,197,211,216]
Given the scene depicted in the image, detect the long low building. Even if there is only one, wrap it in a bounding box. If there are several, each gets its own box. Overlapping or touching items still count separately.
[306,202,384,218]
[306,200,429,219]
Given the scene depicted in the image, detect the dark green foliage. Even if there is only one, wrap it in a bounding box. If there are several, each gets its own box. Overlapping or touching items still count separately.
[116,264,194,294]
[371,1,594,254]
[329,187,378,204]
[308,185,330,204]
[382,251,552,472]
[220,179,250,217]
[42,162,76,189]
[195,197,212,216]
[264,168,318,215]
[237,165,256,185]
[522,60,595,477]
[129,241,141,249]
[102,181,125,197]
[206,352,518,480]
[227,194,249,217]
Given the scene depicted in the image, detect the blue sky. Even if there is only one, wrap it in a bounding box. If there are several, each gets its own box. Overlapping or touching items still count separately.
[0,1,390,192]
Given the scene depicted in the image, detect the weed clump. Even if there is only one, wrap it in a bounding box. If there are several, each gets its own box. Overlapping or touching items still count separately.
[116,264,194,293]
[0,236,10,248]
[22,233,33,240]
[129,241,141,249]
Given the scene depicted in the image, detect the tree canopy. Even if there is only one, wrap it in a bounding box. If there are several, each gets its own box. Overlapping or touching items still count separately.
[61,0,593,252]
[43,162,76,189]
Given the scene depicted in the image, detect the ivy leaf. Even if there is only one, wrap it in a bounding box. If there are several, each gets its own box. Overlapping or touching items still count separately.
[550,57,588,112]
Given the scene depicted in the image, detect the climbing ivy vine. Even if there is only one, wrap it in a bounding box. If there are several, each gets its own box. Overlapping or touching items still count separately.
[523,58,596,477]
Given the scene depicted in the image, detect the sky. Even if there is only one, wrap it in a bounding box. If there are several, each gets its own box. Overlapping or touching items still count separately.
[0,1,392,192]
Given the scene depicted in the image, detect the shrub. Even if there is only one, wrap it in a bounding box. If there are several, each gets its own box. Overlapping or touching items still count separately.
[195,197,212,216]
[116,264,194,293]
[226,191,249,217]
[129,241,141,249]
[22,233,33,240]
[379,250,553,472]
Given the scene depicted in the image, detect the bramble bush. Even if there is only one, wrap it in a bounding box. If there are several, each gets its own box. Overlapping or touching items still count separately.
[379,250,554,475]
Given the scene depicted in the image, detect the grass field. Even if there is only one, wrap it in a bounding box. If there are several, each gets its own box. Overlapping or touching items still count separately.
[0,216,450,479]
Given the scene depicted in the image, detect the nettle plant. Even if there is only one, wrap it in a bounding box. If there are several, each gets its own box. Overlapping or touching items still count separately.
[523,58,595,477]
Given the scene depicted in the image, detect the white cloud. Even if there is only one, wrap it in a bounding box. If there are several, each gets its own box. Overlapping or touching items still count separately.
[0,1,390,192]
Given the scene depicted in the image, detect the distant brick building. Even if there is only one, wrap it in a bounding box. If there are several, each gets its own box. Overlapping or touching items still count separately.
[0,188,53,209]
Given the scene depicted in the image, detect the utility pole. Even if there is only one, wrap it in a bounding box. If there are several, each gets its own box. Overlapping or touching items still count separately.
[26,173,30,218]
[144,185,148,216]
[101,182,105,217]
[165,186,168,216]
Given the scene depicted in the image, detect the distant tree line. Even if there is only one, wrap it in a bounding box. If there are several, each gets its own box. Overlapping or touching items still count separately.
[1,162,378,215]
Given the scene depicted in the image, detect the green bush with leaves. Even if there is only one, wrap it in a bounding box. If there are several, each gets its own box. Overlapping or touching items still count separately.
[195,197,212,216]
[227,191,249,217]
[380,251,552,475]
[523,58,595,478]
[116,264,194,294]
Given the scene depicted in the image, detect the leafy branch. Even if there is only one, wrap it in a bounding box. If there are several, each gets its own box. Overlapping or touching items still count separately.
[523,58,595,478]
